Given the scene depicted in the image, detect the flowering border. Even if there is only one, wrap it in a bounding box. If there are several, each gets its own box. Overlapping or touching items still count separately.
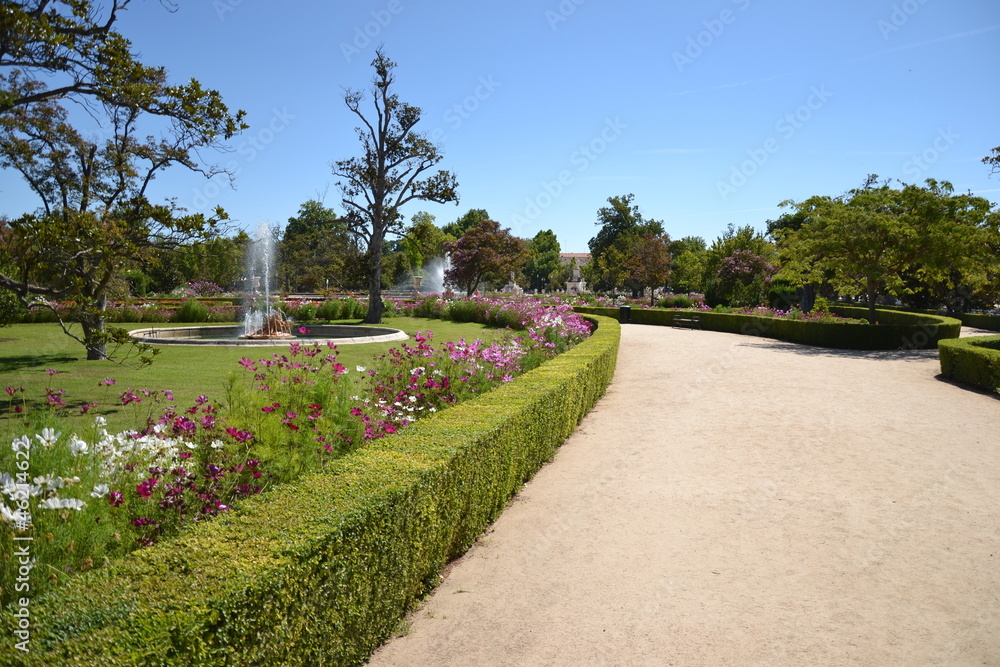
[0,315,620,666]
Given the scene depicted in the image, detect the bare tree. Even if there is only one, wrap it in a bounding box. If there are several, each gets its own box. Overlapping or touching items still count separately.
[332,49,458,323]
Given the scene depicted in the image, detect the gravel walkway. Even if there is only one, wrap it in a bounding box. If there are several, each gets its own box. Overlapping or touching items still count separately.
[368,325,1000,666]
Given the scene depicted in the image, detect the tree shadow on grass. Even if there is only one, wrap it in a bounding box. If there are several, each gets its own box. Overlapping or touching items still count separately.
[735,339,940,363]
[0,354,79,374]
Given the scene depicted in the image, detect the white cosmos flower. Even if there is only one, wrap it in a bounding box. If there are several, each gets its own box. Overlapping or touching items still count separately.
[93,416,107,427]
[68,435,89,455]
[210,440,225,449]
[11,436,30,453]
[91,484,109,498]
[356,366,367,373]
[38,497,86,511]
[36,428,60,447]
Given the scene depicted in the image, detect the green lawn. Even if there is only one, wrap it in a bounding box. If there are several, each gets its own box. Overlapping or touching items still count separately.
[0,318,496,436]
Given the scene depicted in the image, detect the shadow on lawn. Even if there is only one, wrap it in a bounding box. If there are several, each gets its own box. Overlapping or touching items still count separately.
[736,339,940,363]
[0,354,79,374]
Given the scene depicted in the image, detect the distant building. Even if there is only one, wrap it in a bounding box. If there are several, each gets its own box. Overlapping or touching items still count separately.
[559,253,591,293]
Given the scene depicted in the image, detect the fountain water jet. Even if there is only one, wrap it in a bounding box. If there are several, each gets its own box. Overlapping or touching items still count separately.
[242,222,293,339]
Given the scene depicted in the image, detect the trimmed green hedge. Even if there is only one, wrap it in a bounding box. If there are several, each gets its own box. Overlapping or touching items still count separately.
[575,306,960,350]
[0,316,619,666]
[939,336,1000,394]
[958,312,1000,332]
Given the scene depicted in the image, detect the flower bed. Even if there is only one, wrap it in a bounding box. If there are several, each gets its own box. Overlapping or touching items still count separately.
[0,314,619,666]
[939,336,1000,394]
[1,299,593,610]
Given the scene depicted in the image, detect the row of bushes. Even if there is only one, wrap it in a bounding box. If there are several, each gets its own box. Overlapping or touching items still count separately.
[575,306,961,350]
[939,336,1000,395]
[0,315,620,666]
[831,302,1000,333]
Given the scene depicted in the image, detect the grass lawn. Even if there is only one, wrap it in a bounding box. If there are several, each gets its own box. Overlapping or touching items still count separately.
[0,318,497,436]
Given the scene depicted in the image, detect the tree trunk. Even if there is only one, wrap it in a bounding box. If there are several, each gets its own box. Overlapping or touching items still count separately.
[364,245,384,324]
[866,280,878,325]
[82,293,108,360]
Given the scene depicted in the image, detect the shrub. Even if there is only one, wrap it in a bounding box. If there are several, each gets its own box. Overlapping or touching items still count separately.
[575,305,960,350]
[658,295,693,309]
[171,298,209,323]
[939,336,1000,394]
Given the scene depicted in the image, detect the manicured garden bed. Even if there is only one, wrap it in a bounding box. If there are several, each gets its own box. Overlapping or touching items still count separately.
[0,314,618,666]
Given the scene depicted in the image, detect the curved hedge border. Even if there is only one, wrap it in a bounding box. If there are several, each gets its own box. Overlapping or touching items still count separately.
[574,305,960,350]
[939,336,1000,394]
[0,316,620,666]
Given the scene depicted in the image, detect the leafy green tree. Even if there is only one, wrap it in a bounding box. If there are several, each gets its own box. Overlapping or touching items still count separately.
[1,1,197,114]
[333,49,459,323]
[775,178,998,322]
[586,194,664,293]
[524,229,563,292]
[668,236,707,294]
[702,224,776,307]
[442,208,490,239]
[626,233,673,306]
[444,219,528,296]
[400,211,450,277]
[278,201,362,292]
[0,61,244,361]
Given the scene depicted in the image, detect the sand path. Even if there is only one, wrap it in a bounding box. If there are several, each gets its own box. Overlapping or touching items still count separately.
[368,325,1000,666]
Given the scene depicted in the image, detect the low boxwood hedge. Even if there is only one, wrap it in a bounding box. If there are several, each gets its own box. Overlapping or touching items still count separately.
[939,336,1000,394]
[0,316,619,666]
[574,305,960,350]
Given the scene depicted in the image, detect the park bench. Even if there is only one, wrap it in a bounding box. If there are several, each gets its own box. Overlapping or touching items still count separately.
[672,313,701,329]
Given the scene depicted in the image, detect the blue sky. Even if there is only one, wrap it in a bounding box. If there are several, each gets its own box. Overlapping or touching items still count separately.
[2,0,998,252]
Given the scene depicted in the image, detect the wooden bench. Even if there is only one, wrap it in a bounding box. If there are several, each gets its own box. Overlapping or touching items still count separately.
[672,313,701,329]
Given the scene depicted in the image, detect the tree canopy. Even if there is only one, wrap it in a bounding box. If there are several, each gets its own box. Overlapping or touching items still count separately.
[775,177,999,321]
[524,229,562,292]
[0,21,246,360]
[444,219,527,296]
[585,194,664,294]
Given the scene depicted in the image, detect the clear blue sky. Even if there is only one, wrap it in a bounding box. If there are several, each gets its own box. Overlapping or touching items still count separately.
[2,0,998,252]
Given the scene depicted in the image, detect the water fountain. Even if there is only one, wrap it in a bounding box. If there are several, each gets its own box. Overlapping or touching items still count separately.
[241,222,293,339]
[128,222,407,347]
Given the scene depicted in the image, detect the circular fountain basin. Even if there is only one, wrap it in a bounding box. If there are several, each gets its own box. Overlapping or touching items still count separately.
[129,324,408,347]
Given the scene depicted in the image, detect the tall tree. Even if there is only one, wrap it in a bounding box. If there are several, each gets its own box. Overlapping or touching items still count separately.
[586,194,664,293]
[626,233,673,306]
[332,49,459,323]
[668,236,707,294]
[278,200,362,292]
[524,229,562,292]
[0,68,244,361]
[444,219,528,296]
